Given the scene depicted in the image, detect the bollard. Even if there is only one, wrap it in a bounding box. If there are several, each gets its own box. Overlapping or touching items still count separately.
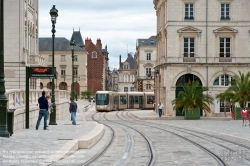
[7,109,16,136]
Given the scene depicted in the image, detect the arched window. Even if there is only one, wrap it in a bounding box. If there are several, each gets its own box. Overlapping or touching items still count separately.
[92,51,97,58]
[213,74,232,86]
[130,75,134,82]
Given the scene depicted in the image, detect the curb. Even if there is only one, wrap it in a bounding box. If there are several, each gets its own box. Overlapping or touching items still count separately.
[39,122,104,165]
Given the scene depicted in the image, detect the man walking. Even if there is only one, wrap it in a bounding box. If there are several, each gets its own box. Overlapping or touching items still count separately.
[69,97,78,125]
[36,91,49,130]
[158,102,164,117]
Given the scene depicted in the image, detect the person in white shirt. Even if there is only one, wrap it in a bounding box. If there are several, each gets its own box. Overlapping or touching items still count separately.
[158,102,164,117]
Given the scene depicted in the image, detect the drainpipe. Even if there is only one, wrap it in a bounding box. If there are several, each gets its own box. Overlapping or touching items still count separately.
[206,0,208,90]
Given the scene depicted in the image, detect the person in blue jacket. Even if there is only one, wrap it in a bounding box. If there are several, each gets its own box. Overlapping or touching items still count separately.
[36,91,49,130]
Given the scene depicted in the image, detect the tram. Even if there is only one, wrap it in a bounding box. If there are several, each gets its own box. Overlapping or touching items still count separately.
[95,91,154,111]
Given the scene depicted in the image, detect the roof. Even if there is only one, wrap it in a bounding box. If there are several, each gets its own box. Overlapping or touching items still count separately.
[119,53,136,70]
[136,36,156,46]
[39,37,85,51]
[71,31,85,48]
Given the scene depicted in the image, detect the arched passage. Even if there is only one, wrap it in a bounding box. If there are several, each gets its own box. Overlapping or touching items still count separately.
[40,82,43,89]
[59,82,67,90]
[175,74,203,116]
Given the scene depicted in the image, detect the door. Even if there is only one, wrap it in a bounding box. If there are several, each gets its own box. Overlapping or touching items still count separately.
[129,96,134,109]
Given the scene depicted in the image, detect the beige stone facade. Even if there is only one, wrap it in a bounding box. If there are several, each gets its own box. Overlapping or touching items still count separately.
[118,54,136,92]
[4,0,44,89]
[135,36,157,93]
[154,0,250,116]
[39,37,88,97]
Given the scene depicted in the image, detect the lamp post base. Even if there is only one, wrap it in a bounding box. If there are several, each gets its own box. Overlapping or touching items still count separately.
[0,126,10,137]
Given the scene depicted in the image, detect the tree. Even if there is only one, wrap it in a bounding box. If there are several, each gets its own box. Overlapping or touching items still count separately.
[172,80,214,114]
[216,71,250,108]
[81,90,92,99]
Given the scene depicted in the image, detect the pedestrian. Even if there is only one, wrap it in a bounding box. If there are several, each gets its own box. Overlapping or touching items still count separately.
[46,95,52,127]
[69,97,78,125]
[92,98,95,106]
[158,102,164,117]
[248,109,250,126]
[241,107,247,126]
[36,91,49,130]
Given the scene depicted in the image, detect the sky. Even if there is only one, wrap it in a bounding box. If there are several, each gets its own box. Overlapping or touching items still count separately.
[39,0,156,70]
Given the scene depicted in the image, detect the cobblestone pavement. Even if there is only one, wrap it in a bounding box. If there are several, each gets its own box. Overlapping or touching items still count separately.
[0,100,95,166]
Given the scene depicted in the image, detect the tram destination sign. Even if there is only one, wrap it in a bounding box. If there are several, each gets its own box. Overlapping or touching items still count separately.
[30,67,56,78]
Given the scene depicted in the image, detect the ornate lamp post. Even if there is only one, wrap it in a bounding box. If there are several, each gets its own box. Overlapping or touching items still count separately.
[49,5,58,125]
[0,0,10,137]
[70,39,76,100]
[63,73,66,90]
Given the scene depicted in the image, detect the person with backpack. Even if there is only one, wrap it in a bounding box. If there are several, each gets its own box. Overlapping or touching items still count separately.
[69,97,78,125]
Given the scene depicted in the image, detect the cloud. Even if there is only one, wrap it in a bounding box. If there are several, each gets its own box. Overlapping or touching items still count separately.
[39,0,156,67]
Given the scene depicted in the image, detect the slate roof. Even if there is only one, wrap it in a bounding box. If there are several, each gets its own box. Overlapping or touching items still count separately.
[39,37,85,51]
[70,31,85,48]
[119,53,136,70]
[136,36,156,46]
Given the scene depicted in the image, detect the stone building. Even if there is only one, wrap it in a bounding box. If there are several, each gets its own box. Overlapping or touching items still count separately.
[4,0,43,89]
[118,53,136,92]
[153,0,250,116]
[39,36,88,96]
[135,36,157,92]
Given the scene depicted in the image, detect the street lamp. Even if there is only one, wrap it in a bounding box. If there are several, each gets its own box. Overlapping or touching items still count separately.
[49,5,58,125]
[75,76,80,101]
[63,73,66,90]
[70,38,76,100]
[0,0,10,137]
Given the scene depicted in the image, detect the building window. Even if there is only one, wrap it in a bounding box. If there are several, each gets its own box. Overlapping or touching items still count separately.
[61,55,66,62]
[184,4,194,20]
[146,53,151,60]
[184,38,195,57]
[92,52,97,58]
[123,65,128,69]
[61,68,66,76]
[146,84,151,90]
[74,55,78,61]
[220,38,231,57]
[213,74,232,86]
[124,87,128,92]
[220,100,230,113]
[49,55,52,62]
[221,4,230,20]
[130,75,134,82]
[124,75,128,82]
[73,68,78,77]
[130,87,134,91]
[146,68,151,76]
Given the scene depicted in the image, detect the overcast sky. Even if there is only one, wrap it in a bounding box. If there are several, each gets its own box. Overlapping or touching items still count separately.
[39,0,156,69]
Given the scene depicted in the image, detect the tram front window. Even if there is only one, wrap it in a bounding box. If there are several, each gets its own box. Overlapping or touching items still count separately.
[96,94,109,105]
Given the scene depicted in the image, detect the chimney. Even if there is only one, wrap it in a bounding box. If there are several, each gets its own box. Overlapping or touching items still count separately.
[119,54,121,68]
[85,37,92,47]
[96,38,102,50]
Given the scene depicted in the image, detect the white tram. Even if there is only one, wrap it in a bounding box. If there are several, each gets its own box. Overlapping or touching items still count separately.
[95,91,154,111]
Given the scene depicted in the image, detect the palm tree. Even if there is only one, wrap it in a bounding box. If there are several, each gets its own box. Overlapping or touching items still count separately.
[172,80,214,114]
[216,71,250,108]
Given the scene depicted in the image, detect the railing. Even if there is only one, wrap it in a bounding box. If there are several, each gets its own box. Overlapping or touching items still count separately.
[156,56,250,66]
[6,89,70,109]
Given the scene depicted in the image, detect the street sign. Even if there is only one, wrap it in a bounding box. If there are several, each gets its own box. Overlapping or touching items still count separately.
[30,67,56,78]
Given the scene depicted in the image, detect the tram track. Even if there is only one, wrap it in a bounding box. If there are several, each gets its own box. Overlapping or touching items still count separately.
[116,111,228,166]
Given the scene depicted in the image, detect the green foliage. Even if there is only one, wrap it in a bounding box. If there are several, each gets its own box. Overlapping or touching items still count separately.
[216,71,250,108]
[172,80,214,114]
[81,90,92,98]
[70,91,77,99]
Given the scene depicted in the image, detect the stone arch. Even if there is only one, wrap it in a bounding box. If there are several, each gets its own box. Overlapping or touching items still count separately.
[59,82,67,90]
[171,71,205,88]
[209,70,236,87]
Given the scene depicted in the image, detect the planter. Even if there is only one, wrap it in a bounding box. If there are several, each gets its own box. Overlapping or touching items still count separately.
[184,108,200,120]
[235,107,250,120]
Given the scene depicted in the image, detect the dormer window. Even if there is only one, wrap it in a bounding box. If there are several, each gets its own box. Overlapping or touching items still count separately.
[92,52,97,58]
[123,65,129,69]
